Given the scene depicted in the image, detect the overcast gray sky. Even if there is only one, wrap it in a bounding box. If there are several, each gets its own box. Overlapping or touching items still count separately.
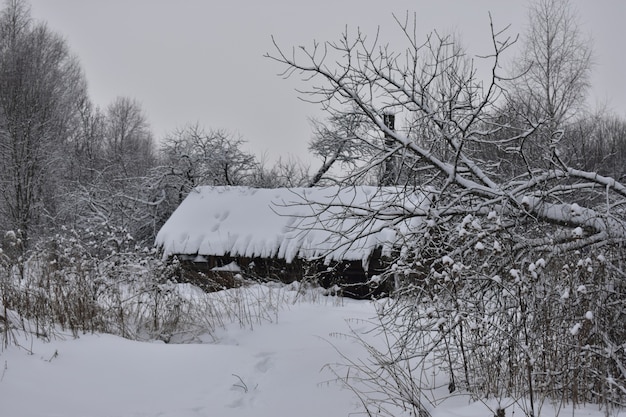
[28,0,626,164]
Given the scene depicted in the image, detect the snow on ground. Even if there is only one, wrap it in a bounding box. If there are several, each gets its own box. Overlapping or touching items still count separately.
[0,286,622,417]
[1,293,370,417]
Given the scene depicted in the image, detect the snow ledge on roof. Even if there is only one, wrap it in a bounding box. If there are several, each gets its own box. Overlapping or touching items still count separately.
[155,186,430,268]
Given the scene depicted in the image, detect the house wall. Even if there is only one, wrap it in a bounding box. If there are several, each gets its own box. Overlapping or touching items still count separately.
[172,251,393,299]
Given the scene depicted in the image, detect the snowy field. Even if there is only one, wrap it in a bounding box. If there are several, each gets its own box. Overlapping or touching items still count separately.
[0,285,622,417]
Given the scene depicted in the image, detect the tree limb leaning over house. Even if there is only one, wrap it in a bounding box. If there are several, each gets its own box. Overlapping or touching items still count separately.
[266,11,626,414]
[266,13,626,252]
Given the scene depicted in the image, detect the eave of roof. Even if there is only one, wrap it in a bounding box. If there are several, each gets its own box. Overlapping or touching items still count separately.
[155,185,429,268]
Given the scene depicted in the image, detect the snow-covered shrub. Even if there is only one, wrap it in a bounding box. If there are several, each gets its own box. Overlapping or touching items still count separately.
[0,226,311,347]
[0,226,176,341]
[1,230,27,348]
[353,211,626,414]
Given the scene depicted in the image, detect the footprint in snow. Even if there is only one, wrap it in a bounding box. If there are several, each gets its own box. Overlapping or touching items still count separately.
[254,352,274,373]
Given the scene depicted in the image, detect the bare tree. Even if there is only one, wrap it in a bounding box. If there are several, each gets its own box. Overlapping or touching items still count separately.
[57,97,160,245]
[251,155,310,188]
[67,98,107,185]
[267,11,625,414]
[103,96,156,179]
[158,124,257,197]
[472,0,593,183]
[510,0,592,129]
[267,12,625,249]
[0,0,87,244]
[562,112,626,180]
[307,112,375,186]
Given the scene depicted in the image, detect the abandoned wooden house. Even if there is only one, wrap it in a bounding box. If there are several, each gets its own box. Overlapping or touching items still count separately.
[155,185,428,297]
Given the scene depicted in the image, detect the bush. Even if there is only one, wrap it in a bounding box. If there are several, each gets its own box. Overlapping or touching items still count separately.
[337,213,626,415]
[0,226,307,348]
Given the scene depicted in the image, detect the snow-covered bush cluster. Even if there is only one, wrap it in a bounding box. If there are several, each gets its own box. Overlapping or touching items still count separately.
[371,210,626,413]
[0,226,298,348]
[1,227,164,343]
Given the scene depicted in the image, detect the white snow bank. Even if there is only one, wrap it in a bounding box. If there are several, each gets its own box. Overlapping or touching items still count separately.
[0,291,373,417]
[155,186,430,267]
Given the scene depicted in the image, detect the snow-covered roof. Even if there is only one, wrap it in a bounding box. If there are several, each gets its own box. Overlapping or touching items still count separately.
[155,186,429,267]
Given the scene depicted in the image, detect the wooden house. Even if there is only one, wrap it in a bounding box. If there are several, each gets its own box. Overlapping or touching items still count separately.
[155,186,428,297]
